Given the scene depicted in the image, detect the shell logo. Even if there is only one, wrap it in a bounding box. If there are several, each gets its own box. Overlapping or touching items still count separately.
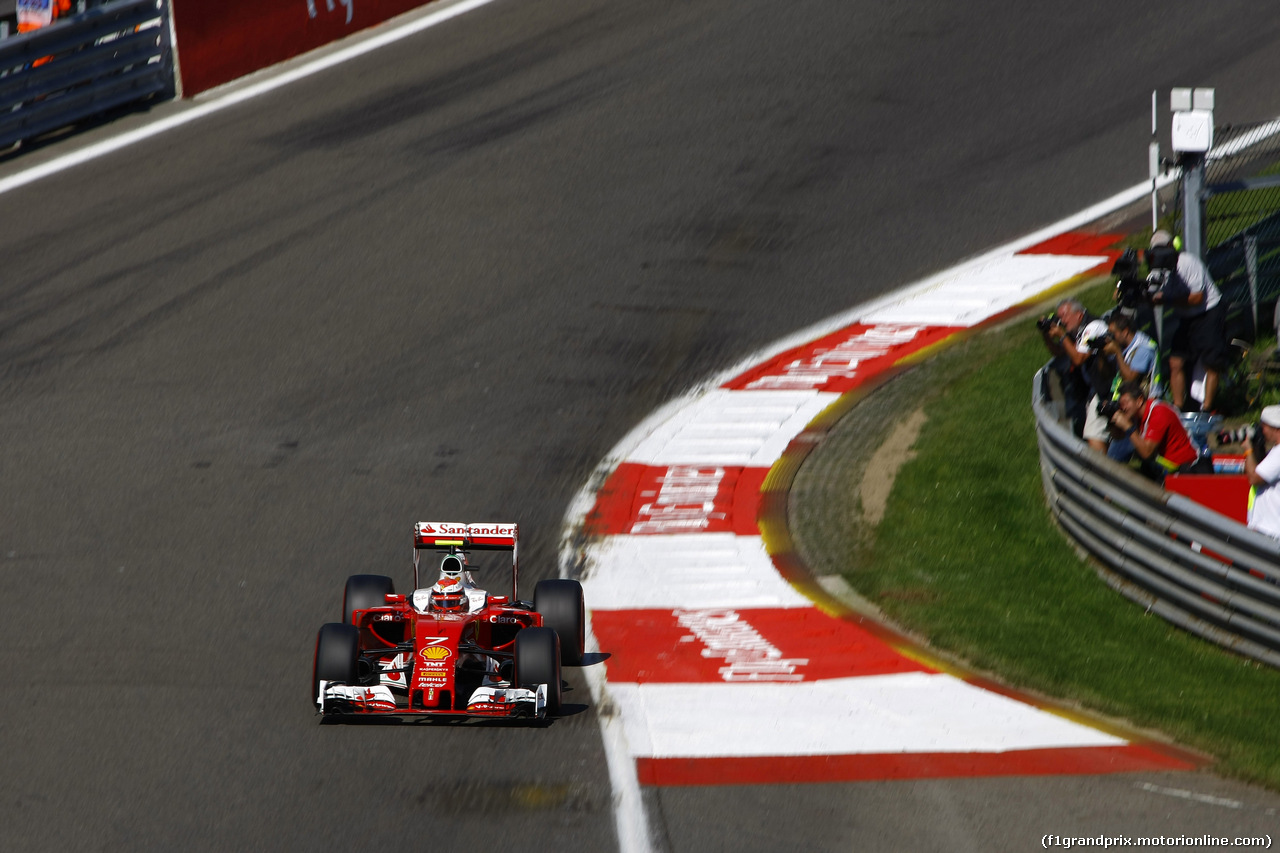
[421,646,451,661]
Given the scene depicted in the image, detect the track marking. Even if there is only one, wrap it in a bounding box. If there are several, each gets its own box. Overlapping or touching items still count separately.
[581,534,812,611]
[1135,782,1244,810]
[611,674,1128,758]
[580,620,652,853]
[641,747,1192,787]
[0,0,501,198]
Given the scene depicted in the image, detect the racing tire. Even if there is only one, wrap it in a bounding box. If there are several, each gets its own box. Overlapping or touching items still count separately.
[313,622,359,707]
[343,574,395,625]
[533,579,585,666]
[514,626,562,716]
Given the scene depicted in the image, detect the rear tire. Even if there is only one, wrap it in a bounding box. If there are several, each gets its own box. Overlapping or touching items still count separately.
[343,574,395,625]
[534,579,585,666]
[514,626,561,716]
[313,622,359,708]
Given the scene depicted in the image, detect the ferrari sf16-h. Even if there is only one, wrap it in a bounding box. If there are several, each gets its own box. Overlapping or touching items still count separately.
[312,522,585,720]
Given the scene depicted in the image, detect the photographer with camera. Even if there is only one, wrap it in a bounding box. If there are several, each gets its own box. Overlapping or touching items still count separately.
[1108,379,1209,481]
[1079,326,1122,454]
[1100,313,1162,462]
[1104,313,1162,395]
[1111,247,1157,331]
[1245,407,1280,540]
[1146,230,1228,413]
[1040,298,1113,439]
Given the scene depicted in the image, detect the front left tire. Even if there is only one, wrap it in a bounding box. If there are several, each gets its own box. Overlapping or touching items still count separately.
[313,622,359,708]
[514,626,562,716]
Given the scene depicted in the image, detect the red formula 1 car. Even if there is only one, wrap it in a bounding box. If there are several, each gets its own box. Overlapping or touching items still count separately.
[312,522,585,720]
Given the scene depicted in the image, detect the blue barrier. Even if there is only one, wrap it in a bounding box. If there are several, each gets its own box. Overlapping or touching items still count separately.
[0,0,174,150]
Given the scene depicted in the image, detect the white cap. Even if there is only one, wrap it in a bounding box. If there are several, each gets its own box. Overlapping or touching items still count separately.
[1079,319,1109,351]
[1261,406,1280,428]
[1150,230,1173,248]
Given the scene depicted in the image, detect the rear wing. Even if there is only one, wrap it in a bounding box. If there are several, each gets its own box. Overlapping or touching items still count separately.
[414,522,518,550]
[413,522,520,599]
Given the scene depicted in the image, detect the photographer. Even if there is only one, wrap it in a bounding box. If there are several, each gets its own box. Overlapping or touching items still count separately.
[1040,298,1112,438]
[1100,313,1162,462]
[1079,328,1121,454]
[1245,407,1280,539]
[1104,313,1162,395]
[1146,230,1228,412]
[1108,380,1209,481]
[1111,247,1156,332]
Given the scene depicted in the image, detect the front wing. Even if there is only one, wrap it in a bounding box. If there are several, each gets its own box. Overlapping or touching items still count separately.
[317,681,548,719]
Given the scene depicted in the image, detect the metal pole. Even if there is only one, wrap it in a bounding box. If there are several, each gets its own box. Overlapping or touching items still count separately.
[1182,152,1205,259]
[1246,235,1260,337]
[1150,90,1160,232]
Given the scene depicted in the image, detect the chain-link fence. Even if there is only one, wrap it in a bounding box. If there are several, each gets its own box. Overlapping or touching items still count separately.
[1177,121,1280,339]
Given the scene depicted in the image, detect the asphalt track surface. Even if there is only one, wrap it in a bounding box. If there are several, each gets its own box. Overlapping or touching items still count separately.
[3,1,1280,850]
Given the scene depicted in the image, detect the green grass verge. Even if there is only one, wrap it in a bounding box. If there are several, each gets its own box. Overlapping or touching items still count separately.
[790,279,1280,789]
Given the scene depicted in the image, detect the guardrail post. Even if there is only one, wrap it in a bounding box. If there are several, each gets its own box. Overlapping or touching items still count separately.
[157,0,176,100]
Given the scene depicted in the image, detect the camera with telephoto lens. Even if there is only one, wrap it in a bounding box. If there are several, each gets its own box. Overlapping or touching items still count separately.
[1097,399,1122,419]
[1085,331,1114,350]
[1112,248,1148,309]
[1036,314,1063,333]
[1217,423,1266,457]
[1145,267,1191,304]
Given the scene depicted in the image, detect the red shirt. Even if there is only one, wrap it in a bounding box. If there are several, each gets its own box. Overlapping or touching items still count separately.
[1140,399,1198,468]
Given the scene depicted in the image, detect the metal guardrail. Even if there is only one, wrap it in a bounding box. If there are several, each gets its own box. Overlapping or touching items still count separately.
[1033,365,1280,669]
[0,0,174,150]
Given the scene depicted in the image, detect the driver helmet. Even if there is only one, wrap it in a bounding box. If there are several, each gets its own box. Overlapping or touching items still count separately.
[429,576,466,612]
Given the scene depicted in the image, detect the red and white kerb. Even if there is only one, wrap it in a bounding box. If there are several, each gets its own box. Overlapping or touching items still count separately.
[575,234,1195,787]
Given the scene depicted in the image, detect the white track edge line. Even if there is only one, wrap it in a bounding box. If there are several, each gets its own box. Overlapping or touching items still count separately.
[699,175,1174,389]
[580,621,652,853]
[707,110,1280,383]
[0,0,501,198]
